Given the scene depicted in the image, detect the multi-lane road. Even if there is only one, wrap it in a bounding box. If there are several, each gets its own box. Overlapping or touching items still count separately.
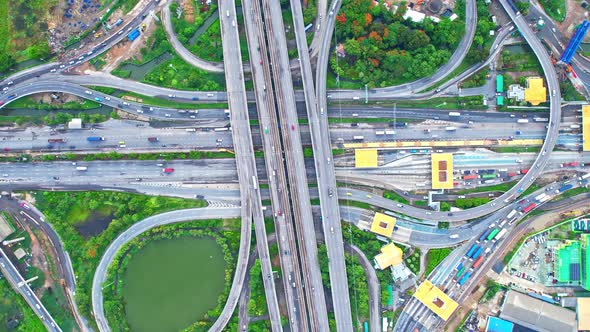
[217,0,283,330]
[0,248,62,331]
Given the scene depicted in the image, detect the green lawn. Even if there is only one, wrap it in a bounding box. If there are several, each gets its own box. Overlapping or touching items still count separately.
[120,92,228,109]
[424,248,453,276]
[383,191,409,204]
[6,97,101,110]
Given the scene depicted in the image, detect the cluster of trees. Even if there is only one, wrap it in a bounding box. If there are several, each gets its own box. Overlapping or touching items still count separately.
[247,260,268,316]
[332,0,464,87]
[537,0,564,21]
[144,56,224,91]
[465,0,497,64]
[43,112,107,126]
[34,191,207,322]
[170,1,218,46]
[0,0,52,74]
[0,278,46,332]
[454,197,490,209]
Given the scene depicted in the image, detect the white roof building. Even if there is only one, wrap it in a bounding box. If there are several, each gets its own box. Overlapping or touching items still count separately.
[508,84,525,101]
[68,118,82,129]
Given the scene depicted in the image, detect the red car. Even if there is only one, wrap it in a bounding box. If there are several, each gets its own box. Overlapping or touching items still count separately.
[163,168,175,173]
[291,124,295,131]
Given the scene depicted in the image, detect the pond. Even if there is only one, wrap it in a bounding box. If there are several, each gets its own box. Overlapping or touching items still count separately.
[121,236,226,332]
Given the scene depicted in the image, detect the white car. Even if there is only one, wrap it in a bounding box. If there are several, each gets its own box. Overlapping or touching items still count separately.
[165,113,171,117]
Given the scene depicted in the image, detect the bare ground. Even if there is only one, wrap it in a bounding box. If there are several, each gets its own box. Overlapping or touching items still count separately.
[100,12,158,73]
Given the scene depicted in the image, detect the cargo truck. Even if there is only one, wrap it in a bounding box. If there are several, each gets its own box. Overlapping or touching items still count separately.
[521,202,537,214]
[48,138,66,143]
[471,256,485,269]
[76,166,88,171]
[478,229,493,243]
[556,184,573,193]
[445,126,457,131]
[494,228,508,242]
[472,247,484,260]
[148,137,159,142]
[458,272,471,285]
[466,244,478,258]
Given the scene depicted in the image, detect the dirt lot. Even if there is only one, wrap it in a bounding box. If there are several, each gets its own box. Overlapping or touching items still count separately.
[100,14,158,72]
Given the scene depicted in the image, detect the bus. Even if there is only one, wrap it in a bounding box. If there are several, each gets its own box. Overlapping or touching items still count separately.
[304,23,313,32]
[449,112,461,117]
[481,174,496,179]
[486,228,500,241]
[353,136,364,141]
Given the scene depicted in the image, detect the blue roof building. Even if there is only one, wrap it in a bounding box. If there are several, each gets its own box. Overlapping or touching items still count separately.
[486,316,514,332]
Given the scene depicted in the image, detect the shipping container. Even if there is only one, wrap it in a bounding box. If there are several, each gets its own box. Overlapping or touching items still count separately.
[472,256,485,269]
[494,228,508,242]
[459,272,471,285]
[472,247,484,260]
[522,202,537,214]
[479,229,493,243]
[466,244,478,258]
[556,184,573,193]
[486,228,500,242]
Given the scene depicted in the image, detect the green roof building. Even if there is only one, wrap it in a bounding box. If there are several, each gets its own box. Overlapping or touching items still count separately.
[583,234,590,290]
[556,241,581,283]
[496,75,504,93]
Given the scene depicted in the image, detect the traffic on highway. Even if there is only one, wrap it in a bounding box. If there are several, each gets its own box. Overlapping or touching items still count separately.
[1,0,590,331]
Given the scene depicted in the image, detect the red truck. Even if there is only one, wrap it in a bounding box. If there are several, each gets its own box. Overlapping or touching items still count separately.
[561,162,580,167]
[462,174,478,180]
[507,172,517,177]
[522,202,537,214]
[163,168,174,173]
[520,169,529,174]
[472,256,485,269]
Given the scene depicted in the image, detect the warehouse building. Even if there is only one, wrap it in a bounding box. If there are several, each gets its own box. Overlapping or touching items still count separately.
[499,290,577,332]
